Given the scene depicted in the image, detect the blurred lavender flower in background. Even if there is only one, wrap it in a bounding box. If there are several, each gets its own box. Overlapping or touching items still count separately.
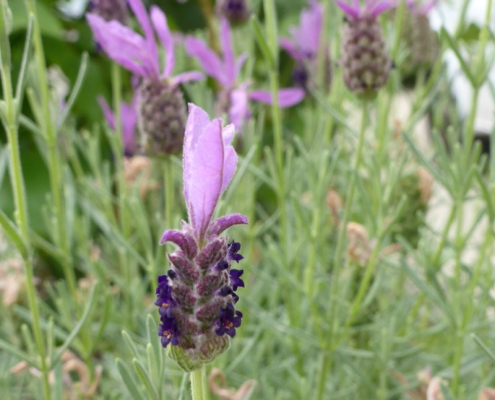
[215,0,251,25]
[279,1,331,91]
[88,0,129,24]
[87,0,204,156]
[396,0,439,80]
[336,0,393,96]
[185,19,305,132]
[156,104,248,371]
[98,95,138,156]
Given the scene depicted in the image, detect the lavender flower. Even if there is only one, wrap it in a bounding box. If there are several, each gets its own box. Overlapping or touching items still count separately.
[279,1,331,91]
[156,104,248,371]
[216,0,251,25]
[336,0,393,96]
[396,0,439,79]
[88,0,129,24]
[98,95,138,156]
[87,0,204,156]
[185,18,305,132]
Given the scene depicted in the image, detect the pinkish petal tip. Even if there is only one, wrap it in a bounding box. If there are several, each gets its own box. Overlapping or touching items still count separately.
[209,214,249,237]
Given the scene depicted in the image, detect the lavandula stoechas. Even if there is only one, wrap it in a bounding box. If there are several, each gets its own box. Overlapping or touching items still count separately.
[156,104,248,371]
[279,1,331,92]
[396,0,438,80]
[88,0,129,24]
[216,0,251,25]
[87,0,204,156]
[185,19,305,132]
[336,0,394,97]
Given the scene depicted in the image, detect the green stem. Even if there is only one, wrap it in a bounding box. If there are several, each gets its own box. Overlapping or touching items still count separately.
[190,367,207,400]
[0,2,50,398]
[316,101,369,400]
[26,0,77,298]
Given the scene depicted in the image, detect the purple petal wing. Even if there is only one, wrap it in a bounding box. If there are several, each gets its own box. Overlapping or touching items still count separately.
[335,0,360,17]
[221,145,237,194]
[222,124,236,146]
[209,214,249,236]
[127,0,159,76]
[185,37,228,87]
[184,104,211,207]
[87,14,151,76]
[248,88,305,107]
[369,1,394,17]
[120,101,138,155]
[97,96,116,129]
[160,230,198,259]
[150,6,175,77]
[228,86,251,132]
[187,118,225,239]
[220,18,236,86]
[170,71,205,87]
[234,53,249,78]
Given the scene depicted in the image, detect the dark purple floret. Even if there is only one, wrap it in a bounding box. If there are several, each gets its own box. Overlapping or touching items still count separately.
[292,64,309,89]
[155,275,175,317]
[227,240,244,263]
[158,316,180,347]
[167,269,177,280]
[215,259,229,271]
[219,286,234,297]
[215,303,243,338]
[229,269,244,291]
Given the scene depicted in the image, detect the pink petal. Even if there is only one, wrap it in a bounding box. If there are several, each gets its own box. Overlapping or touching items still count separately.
[220,18,236,86]
[127,0,159,75]
[160,230,198,259]
[208,214,249,237]
[221,145,237,194]
[228,87,251,132]
[335,0,360,17]
[120,101,138,155]
[87,14,152,76]
[187,118,224,239]
[222,124,236,146]
[150,6,174,77]
[170,71,205,87]
[369,1,394,17]
[185,37,228,87]
[184,104,213,210]
[248,88,305,107]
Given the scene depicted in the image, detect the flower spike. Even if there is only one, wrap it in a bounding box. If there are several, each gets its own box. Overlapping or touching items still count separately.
[156,104,248,372]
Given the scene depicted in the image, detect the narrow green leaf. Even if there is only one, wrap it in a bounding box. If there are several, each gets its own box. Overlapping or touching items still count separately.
[133,358,160,400]
[250,15,275,69]
[0,338,34,366]
[52,282,101,367]
[122,330,141,360]
[14,14,33,107]
[0,209,27,259]
[441,28,476,86]
[116,358,146,400]
[472,333,495,363]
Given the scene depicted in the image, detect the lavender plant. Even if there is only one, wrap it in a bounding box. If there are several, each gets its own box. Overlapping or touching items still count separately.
[2,0,495,398]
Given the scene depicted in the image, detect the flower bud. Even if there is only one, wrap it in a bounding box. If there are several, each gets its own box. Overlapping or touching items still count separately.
[216,0,251,25]
[88,0,129,24]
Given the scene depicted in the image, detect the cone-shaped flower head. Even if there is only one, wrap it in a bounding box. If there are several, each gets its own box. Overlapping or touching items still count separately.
[88,0,129,24]
[216,0,251,25]
[396,0,438,80]
[157,104,248,371]
[280,1,331,90]
[336,0,393,97]
[185,18,305,131]
[98,94,138,156]
[87,0,203,156]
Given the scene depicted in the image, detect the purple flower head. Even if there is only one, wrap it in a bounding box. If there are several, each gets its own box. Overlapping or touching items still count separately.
[185,18,305,131]
[88,0,129,24]
[280,1,323,63]
[215,303,243,338]
[157,105,248,371]
[87,0,203,86]
[98,94,138,156]
[335,0,394,19]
